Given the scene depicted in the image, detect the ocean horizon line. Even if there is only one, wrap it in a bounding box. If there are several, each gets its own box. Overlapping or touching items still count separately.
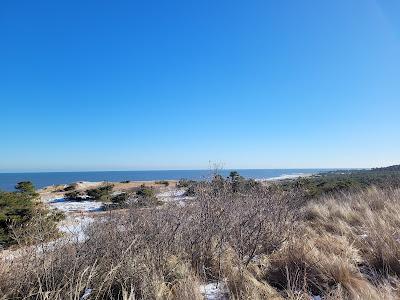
[0,167,361,174]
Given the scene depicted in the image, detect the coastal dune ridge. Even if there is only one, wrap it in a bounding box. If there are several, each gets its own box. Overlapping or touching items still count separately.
[0,168,330,191]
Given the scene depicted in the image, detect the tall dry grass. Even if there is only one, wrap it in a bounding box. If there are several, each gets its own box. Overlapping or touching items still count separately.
[1,183,400,299]
[268,187,400,299]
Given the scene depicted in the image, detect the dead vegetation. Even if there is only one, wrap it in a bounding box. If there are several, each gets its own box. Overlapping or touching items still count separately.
[1,179,400,299]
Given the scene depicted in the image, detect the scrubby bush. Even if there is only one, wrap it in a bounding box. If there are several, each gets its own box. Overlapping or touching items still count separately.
[15,181,37,196]
[86,184,114,202]
[184,185,196,196]
[103,193,132,210]
[135,196,163,207]
[280,167,400,198]
[0,178,298,298]
[155,180,170,186]
[64,190,85,201]
[111,192,130,204]
[177,179,196,188]
[63,183,78,191]
[0,191,34,247]
[134,185,162,207]
[136,185,155,198]
[0,182,59,248]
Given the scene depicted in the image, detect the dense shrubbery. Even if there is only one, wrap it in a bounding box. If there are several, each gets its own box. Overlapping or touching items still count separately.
[373,164,400,172]
[64,190,85,201]
[182,171,262,197]
[102,192,132,210]
[0,181,60,248]
[134,185,162,207]
[3,169,400,299]
[280,168,400,198]
[177,179,196,188]
[136,185,155,198]
[63,183,78,192]
[0,191,35,247]
[155,180,169,186]
[15,181,38,195]
[0,177,299,299]
[86,184,114,202]
[135,196,163,207]
[111,192,130,204]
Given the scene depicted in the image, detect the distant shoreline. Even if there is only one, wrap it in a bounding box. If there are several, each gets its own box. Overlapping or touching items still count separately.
[0,168,335,191]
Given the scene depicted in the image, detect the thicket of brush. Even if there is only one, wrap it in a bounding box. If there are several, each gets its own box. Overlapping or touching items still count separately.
[0,181,62,248]
[1,177,400,299]
[280,169,400,198]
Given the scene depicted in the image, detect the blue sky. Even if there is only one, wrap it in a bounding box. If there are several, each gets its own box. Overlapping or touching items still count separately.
[1,0,399,172]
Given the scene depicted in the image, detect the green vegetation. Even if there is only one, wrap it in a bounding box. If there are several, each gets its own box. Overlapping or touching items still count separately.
[136,185,155,198]
[64,190,85,201]
[228,170,245,192]
[15,181,38,196]
[0,190,35,247]
[185,171,261,196]
[373,165,400,172]
[155,180,169,186]
[135,185,162,207]
[0,181,60,248]
[86,184,114,202]
[135,196,163,207]
[102,192,132,210]
[111,192,130,204]
[63,183,78,192]
[177,179,196,188]
[280,166,400,198]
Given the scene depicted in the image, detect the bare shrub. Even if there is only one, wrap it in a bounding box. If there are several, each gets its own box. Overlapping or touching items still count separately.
[3,178,400,299]
[0,177,297,299]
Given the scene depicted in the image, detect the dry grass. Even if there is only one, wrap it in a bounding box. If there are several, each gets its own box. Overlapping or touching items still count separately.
[2,184,400,299]
[268,187,400,299]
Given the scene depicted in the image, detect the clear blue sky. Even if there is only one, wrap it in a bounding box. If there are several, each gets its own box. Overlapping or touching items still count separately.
[1,0,399,172]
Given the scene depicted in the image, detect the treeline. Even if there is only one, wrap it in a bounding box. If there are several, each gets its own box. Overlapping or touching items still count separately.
[372,164,400,172]
[280,165,400,198]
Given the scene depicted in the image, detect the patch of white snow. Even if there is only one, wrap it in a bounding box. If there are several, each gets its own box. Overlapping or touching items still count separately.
[157,188,195,203]
[49,198,103,212]
[58,216,94,242]
[80,288,93,300]
[199,282,228,300]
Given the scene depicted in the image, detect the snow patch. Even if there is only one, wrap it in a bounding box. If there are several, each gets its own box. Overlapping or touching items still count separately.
[48,198,103,212]
[199,282,228,300]
[58,216,94,242]
[158,188,186,197]
[80,288,92,300]
[157,188,195,203]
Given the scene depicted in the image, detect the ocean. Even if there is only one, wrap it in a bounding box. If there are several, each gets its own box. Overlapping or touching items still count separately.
[0,169,332,191]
